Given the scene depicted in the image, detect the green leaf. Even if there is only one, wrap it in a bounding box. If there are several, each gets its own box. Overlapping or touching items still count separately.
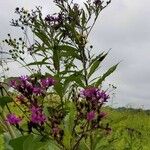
[34,30,50,47]
[82,10,86,27]
[9,134,62,150]
[63,102,76,150]
[89,52,104,67]
[63,72,85,91]
[84,2,91,21]
[88,53,108,79]
[0,96,12,108]
[58,45,80,60]
[26,61,50,66]
[53,46,60,71]
[41,140,61,150]
[92,134,104,150]
[9,135,29,150]
[78,139,90,150]
[95,63,118,87]
[23,135,44,150]
[54,82,63,98]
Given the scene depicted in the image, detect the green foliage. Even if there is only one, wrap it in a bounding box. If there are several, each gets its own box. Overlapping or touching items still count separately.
[9,135,61,150]
[3,0,116,93]
[0,96,12,109]
[95,63,119,87]
[62,102,76,149]
[0,0,122,149]
[0,135,4,150]
[0,107,150,149]
[88,52,108,79]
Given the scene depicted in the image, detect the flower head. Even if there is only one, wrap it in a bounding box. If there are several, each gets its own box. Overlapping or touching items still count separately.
[80,87,97,99]
[33,87,43,95]
[19,75,30,82]
[80,87,109,103]
[40,77,55,89]
[87,111,95,122]
[99,112,107,118]
[93,0,102,6]
[45,13,63,24]
[30,105,46,125]
[100,90,109,102]
[10,80,18,89]
[6,114,22,125]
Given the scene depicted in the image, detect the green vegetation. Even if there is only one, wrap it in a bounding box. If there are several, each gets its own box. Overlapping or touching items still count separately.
[0,106,150,150]
[101,107,150,150]
[0,0,149,149]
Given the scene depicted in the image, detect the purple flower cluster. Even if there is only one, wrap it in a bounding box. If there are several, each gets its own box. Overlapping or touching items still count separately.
[45,13,63,24]
[40,77,55,89]
[78,87,109,124]
[86,111,106,122]
[10,76,34,97]
[6,114,22,125]
[93,0,102,6]
[87,111,95,122]
[10,75,55,98]
[80,87,109,103]
[30,105,46,125]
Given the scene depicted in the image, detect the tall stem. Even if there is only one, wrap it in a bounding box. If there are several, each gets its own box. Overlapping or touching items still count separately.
[1,112,16,139]
[81,46,88,86]
[0,86,16,139]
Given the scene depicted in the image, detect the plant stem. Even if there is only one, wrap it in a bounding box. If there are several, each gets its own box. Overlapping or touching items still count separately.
[0,85,16,138]
[90,132,93,150]
[1,111,16,139]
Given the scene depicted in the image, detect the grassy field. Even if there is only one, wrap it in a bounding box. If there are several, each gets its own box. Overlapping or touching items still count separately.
[101,107,150,150]
[0,107,150,150]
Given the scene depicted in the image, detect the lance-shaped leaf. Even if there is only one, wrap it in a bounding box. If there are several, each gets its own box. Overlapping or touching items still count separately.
[53,46,60,71]
[63,102,76,150]
[95,63,118,87]
[63,72,85,93]
[26,61,50,66]
[88,52,108,79]
[54,82,63,98]
[59,45,81,60]
[33,29,50,47]
[0,96,13,108]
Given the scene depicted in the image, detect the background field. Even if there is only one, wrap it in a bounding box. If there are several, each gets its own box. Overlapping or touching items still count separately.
[0,106,150,150]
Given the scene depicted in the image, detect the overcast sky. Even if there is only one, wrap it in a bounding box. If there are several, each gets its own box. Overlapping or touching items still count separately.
[0,0,150,109]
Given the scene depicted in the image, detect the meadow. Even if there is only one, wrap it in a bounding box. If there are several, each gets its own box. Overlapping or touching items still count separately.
[0,106,150,150]
[102,107,150,150]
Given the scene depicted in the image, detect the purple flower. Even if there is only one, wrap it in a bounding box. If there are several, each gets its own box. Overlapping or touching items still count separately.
[52,126,60,136]
[87,111,95,122]
[80,87,109,103]
[10,80,18,89]
[80,87,100,101]
[45,13,63,23]
[6,114,22,125]
[30,105,46,125]
[99,112,107,118]
[33,87,43,95]
[25,83,34,93]
[19,75,30,82]
[100,91,109,102]
[93,0,102,6]
[10,76,34,98]
[40,77,55,89]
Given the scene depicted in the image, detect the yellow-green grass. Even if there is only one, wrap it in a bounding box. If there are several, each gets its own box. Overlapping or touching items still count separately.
[0,105,150,149]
